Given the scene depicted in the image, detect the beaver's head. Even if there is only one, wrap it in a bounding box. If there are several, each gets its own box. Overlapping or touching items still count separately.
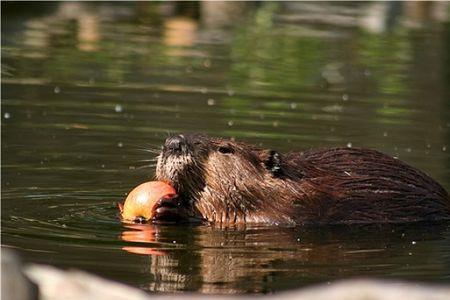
[155,134,295,224]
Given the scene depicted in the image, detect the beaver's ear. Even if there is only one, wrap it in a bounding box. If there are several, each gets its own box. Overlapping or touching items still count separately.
[260,150,283,177]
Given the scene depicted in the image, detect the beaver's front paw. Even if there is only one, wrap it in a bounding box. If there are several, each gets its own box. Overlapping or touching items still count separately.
[151,194,184,223]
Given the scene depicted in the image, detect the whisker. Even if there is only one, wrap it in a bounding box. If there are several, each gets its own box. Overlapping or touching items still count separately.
[137,158,158,162]
[135,148,161,154]
[134,164,158,170]
[142,142,162,149]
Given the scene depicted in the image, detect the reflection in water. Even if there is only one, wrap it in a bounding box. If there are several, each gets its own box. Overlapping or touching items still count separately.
[163,17,198,47]
[121,224,166,256]
[2,1,450,294]
[77,14,100,52]
[118,224,450,293]
[200,1,252,29]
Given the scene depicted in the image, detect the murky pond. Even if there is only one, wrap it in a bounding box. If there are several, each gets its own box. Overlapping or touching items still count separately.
[2,2,450,293]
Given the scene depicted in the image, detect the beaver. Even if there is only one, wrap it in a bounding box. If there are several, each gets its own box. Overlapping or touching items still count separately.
[155,134,450,226]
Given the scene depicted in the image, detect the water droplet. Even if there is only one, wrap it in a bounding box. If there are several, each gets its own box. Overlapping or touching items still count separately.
[227,120,234,126]
[114,104,123,113]
[383,132,388,137]
[411,241,416,245]
[347,142,352,148]
[272,121,279,127]
[207,98,215,106]
[54,86,60,94]
[342,94,349,101]
[117,142,123,148]
[227,89,235,96]
[172,240,177,244]
[443,146,447,152]
[101,164,105,168]
[3,112,11,119]
[200,87,208,94]
[203,59,211,68]
[290,102,297,109]
[405,148,412,153]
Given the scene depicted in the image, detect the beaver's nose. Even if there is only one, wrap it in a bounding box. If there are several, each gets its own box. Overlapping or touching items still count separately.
[165,135,186,154]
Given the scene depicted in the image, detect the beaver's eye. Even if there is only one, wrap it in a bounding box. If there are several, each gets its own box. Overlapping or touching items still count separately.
[218,146,234,154]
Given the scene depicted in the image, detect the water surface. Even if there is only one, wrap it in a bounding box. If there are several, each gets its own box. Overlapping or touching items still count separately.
[2,2,450,293]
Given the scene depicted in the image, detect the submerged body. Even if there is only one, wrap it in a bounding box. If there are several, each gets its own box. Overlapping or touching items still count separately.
[155,134,450,226]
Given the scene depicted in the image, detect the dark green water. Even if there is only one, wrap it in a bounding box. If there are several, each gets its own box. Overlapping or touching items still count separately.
[2,2,450,293]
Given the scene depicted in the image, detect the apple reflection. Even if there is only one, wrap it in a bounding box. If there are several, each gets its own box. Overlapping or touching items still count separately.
[121,224,166,256]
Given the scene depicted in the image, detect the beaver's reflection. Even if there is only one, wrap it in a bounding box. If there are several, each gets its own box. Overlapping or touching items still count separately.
[120,223,201,292]
[120,223,449,293]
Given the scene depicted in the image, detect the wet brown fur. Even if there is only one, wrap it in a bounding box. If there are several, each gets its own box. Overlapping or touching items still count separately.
[156,134,450,226]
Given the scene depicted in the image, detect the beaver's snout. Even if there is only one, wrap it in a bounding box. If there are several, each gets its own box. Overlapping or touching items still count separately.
[157,134,207,197]
[164,135,189,156]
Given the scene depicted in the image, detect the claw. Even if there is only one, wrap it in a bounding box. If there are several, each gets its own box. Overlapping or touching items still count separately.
[152,194,184,222]
[133,216,147,224]
[155,194,179,209]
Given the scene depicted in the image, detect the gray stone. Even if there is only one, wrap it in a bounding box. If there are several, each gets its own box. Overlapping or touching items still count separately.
[23,263,450,300]
[1,248,38,300]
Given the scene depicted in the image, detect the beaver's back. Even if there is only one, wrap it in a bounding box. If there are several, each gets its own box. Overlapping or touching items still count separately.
[288,148,450,224]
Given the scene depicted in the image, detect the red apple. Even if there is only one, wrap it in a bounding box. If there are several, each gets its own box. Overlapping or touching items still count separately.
[119,181,176,222]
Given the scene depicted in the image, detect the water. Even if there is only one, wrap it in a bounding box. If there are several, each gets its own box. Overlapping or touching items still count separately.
[2,2,450,294]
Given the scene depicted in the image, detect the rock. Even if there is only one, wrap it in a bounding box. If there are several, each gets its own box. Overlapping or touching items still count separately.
[283,279,450,300]
[1,248,38,300]
[24,264,151,300]
[23,263,450,300]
